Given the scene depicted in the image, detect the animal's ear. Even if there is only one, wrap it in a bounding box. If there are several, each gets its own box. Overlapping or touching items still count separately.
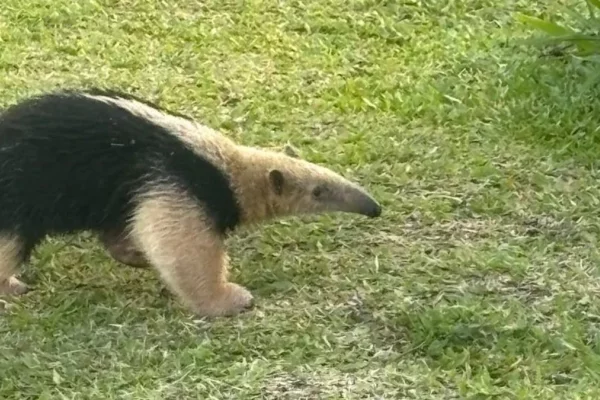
[268,169,285,196]
[283,143,300,158]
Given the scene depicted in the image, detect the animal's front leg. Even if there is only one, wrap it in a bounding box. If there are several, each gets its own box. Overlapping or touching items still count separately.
[150,243,253,317]
[130,191,253,317]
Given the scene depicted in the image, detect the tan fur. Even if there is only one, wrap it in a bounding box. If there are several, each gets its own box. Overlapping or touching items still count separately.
[129,186,253,316]
[87,91,358,224]
[0,235,28,296]
[226,145,357,225]
[86,93,372,223]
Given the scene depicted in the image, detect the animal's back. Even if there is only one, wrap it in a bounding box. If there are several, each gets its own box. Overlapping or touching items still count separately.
[0,90,240,250]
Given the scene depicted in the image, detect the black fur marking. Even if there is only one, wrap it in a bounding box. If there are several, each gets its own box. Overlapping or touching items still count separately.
[268,169,285,196]
[0,89,241,257]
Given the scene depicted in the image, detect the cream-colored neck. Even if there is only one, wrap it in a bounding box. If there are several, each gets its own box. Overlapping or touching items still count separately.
[224,146,278,226]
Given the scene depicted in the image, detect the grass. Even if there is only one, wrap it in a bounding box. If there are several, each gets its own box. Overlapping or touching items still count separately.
[2,0,600,398]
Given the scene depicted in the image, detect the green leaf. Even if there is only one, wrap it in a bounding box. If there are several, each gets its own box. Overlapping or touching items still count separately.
[580,54,600,63]
[588,0,600,11]
[557,33,600,54]
[516,14,573,36]
[561,6,600,30]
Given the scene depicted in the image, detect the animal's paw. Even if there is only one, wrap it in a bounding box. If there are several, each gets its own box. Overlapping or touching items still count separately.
[0,276,29,296]
[199,283,254,317]
[224,282,255,312]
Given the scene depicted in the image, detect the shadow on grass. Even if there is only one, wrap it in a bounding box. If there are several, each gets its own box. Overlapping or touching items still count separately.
[488,47,600,163]
[425,35,600,165]
[341,294,600,386]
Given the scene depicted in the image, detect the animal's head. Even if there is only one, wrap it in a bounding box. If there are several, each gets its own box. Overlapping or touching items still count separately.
[232,144,381,225]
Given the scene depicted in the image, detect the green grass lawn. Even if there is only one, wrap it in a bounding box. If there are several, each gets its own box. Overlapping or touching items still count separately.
[2,0,600,398]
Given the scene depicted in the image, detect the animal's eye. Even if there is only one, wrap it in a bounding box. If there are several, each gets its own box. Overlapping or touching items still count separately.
[312,186,324,198]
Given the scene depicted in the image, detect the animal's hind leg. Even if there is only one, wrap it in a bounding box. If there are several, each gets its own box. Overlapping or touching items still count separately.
[130,191,254,317]
[99,225,150,268]
[0,234,28,296]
